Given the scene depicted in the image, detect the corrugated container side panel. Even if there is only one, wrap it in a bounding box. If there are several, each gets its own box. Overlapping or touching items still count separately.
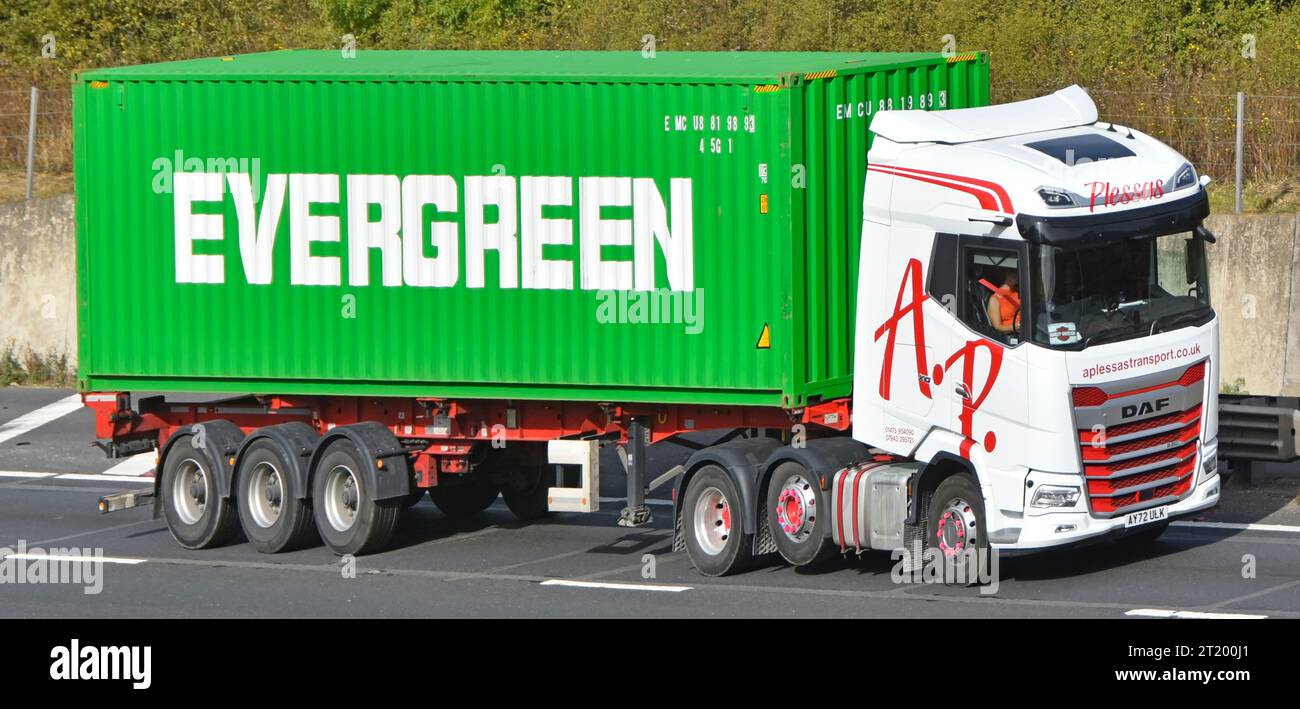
[792,57,990,405]
[783,85,805,406]
[75,55,988,407]
[73,82,92,376]
[78,76,799,404]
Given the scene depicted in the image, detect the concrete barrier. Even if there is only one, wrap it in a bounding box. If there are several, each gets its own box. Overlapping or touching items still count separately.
[1205,213,1300,396]
[0,195,1297,395]
[0,194,78,364]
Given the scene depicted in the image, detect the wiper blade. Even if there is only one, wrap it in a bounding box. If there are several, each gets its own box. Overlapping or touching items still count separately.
[1149,307,1214,335]
[1083,324,1139,347]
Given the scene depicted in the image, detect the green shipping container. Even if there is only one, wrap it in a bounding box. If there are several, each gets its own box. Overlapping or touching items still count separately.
[75,50,990,408]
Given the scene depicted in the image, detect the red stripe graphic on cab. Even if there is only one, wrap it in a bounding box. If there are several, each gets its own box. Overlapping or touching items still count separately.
[868,164,1014,213]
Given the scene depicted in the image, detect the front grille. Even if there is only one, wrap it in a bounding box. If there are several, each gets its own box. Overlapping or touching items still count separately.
[1082,406,1201,443]
[1073,361,1206,517]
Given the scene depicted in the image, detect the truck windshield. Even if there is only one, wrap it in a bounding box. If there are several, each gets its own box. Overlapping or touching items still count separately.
[1031,231,1212,349]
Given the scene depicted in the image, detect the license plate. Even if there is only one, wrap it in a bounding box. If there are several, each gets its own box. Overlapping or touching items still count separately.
[1125,505,1169,528]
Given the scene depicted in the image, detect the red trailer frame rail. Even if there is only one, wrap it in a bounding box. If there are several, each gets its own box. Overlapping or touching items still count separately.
[84,391,852,487]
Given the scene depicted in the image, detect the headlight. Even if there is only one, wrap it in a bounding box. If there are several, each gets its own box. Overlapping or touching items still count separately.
[1172,163,1197,190]
[1037,186,1079,208]
[1030,485,1081,508]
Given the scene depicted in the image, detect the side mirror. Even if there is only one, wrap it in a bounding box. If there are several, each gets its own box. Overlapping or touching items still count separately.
[1184,236,1202,285]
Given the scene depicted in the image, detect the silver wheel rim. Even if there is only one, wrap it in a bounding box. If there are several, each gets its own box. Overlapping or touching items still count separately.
[246,461,285,529]
[935,496,979,557]
[323,464,360,533]
[775,473,818,543]
[692,486,732,556]
[171,458,208,526]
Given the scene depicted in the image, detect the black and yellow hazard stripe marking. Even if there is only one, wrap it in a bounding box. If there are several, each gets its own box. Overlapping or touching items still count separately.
[803,69,838,81]
[946,52,980,63]
[754,84,782,93]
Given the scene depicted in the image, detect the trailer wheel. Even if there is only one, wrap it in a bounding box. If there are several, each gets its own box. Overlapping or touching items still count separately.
[160,436,241,550]
[312,440,400,556]
[235,440,319,553]
[429,477,500,518]
[766,461,835,567]
[682,465,753,577]
[926,474,990,585]
[502,463,550,521]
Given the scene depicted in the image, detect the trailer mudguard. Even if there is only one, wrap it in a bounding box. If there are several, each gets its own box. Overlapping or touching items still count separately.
[307,421,412,502]
[759,438,874,490]
[673,437,782,544]
[231,422,320,501]
[155,419,246,503]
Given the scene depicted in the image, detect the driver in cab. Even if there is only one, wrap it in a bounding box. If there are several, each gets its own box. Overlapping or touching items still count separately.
[980,269,1020,334]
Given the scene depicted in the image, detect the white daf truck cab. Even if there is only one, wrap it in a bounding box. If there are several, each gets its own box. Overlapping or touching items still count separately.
[673,86,1221,579]
[853,85,1219,558]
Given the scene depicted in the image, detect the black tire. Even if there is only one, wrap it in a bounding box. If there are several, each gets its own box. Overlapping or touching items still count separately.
[925,474,990,585]
[766,461,836,567]
[429,476,500,518]
[235,439,319,553]
[311,440,400,556]
[1124,521,1170,545]
[681,465,753,577]
[501,462,550,521]
[160,435,241,550]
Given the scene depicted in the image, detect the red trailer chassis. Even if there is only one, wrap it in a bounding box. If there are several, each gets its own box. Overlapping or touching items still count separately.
[85,391,852,490]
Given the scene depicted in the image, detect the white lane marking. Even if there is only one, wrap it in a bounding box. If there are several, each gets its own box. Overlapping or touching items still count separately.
[0,471,56,479]
[1126,608,1268,620]
[540,579,692,593]
[0,394,83,445]
[598,497,674,508]
[3,553,146,565]
[53,474,153,484]
[1173,521,1300,534]
[101,452,155,477]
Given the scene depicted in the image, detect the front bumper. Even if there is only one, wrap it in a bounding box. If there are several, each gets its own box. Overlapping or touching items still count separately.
[992,467,1220,553]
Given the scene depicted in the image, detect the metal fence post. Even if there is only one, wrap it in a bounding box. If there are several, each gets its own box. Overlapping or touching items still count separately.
[1234,91,1244,214]
[24,86,40,212]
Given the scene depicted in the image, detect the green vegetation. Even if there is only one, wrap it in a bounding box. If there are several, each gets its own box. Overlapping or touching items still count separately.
[1221,376,1249,395]
[1,0,1298,208]
[4,0,1295,90]
[0,341,75,387]
[1208,179,1300,214]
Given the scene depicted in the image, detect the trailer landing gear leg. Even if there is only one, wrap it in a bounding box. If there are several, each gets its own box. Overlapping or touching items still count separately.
[619,419,652,528]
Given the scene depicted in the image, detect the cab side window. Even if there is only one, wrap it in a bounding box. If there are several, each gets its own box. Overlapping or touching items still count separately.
[962,247,1022,345]
[926,234,960,310]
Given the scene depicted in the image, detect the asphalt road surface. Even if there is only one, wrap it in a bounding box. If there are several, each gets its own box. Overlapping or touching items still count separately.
[2,387,1299,618]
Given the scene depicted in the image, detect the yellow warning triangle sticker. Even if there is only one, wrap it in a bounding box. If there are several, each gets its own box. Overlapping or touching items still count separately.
[756,323,771,349]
